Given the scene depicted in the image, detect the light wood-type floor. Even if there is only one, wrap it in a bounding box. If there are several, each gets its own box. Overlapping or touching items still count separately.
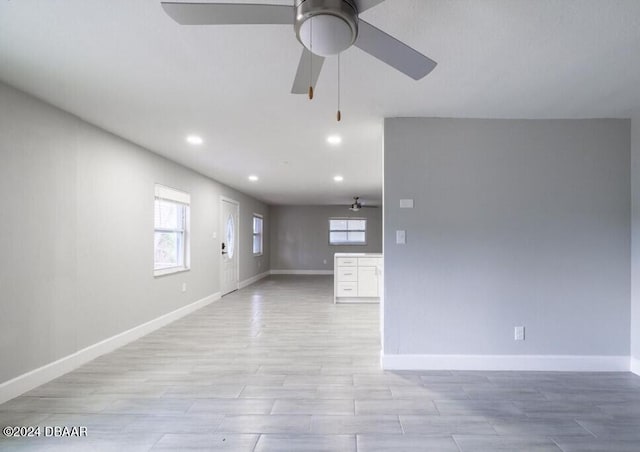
[1,275,640,451]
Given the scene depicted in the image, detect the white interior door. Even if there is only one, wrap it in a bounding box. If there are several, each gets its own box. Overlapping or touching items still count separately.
[220,198,239,296]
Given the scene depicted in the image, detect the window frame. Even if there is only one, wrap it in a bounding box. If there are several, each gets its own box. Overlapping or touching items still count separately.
[328,217,367,246]
[154,184,191,277]
[252,213,264,256]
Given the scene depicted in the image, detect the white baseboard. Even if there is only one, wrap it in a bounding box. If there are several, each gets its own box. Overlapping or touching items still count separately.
[381,354,631,372]
[0,292,220,404]
[632,357,640,376]
[239,271,270,289]
[270,269,333,275]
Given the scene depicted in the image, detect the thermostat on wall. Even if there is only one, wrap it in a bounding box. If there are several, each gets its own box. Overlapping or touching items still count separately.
[400,199,414,208]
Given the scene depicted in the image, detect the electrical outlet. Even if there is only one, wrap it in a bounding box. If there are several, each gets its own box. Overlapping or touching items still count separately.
[514,326,525,341]
[323,259,327,265]
[400,199,414,208]
[182,283,187,293]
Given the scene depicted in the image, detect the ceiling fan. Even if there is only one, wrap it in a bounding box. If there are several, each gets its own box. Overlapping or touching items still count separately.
[161,0,438,97]
[349,196,378,211]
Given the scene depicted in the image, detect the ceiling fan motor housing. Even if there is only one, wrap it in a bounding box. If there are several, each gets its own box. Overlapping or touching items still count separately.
[295,0,359,57]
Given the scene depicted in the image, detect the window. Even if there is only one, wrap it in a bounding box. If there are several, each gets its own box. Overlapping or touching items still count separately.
[154,185,190,276]
[329,218,367,245]
[253,214,263,255]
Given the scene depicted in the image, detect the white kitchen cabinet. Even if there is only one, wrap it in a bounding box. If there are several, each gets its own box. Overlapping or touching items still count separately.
[334,253,383,303]
[337,267,358,282]
[357,266,379,297]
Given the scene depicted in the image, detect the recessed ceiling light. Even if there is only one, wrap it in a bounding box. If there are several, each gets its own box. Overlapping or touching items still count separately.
[327,135,342,145]
[186,135,203,145]
[333,175,344,182]
[248,175,259,182]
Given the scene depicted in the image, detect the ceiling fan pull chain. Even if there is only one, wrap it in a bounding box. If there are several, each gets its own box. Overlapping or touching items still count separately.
[337,53,342,121]
[308,16,314,100]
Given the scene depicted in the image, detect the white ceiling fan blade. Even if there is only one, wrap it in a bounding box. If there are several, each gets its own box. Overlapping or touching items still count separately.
[354,20,437,80]
[161,2,293,25]
[291,48,325,94]
[353,0,387,13]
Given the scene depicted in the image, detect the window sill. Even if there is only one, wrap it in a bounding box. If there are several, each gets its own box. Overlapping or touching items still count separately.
[253,253,263,257]
[154,266,190,278]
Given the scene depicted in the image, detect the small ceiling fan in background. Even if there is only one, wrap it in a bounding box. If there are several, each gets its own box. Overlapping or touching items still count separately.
[161,0,438,99]
[349,196,378,211]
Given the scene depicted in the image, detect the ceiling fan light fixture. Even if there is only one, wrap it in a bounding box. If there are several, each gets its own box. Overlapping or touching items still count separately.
[299,15,353,56]
[349,196,361,211]
[295,0,358,57]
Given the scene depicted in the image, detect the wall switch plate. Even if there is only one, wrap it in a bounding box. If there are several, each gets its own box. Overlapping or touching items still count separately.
[182,283,187,293]
[396,230,406,244]
[400,199,414,208]
[212,232,217,239]
[323,259,327,265]
[514,326,525,341]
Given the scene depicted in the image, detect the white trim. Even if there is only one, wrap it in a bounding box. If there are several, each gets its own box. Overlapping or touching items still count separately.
[632,356,640,376]
[0,292,220,405]
[335,297,380,304]
[329,217,368,246]
[252,213,264,256]
[153,266,190,277]
[239,271,270,289]
[381,354,631,372]
[220,196,240,295]
[154,186,191,276]
[270,269,334,275]
[155,184,190,205]
[381,124,386,354]
[220,195,240,205]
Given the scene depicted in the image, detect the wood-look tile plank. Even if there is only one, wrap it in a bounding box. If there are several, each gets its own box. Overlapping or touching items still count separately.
[254,434,356,452]
[553,438,640,452]
[217,414,312,434]
[188,398,275,415]
[453,434,564,451]
[399,415,497,435]
[357,434,460,452]
[310,415,402,434]
[272,399,355,415]
[355,399,438,415]
[151,433,258,451]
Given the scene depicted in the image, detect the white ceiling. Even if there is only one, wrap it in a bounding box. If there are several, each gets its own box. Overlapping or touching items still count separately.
[1,0,640,205]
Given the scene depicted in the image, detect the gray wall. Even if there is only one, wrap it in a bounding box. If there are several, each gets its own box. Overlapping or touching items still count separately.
[270,205,382,271]
[384,118,630,357]
[0,81,269,384]
[632,112,640,364]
